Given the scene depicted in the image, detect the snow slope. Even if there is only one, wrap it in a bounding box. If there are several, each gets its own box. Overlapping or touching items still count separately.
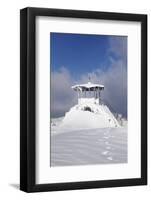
[51,127,127,166]
[51,103,127,167]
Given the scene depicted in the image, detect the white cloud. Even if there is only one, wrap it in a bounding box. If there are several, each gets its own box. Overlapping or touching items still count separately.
[108,36,127,64]
[51,67,76,117]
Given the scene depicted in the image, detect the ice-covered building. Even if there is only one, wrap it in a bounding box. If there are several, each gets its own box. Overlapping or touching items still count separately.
[60,80,120,130]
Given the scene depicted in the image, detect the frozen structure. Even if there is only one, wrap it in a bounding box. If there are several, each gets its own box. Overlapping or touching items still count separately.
[59,80,120,130]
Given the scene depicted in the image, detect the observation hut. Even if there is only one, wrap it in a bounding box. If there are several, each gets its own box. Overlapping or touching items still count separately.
[71,81,104,105]
[59,79,120,129]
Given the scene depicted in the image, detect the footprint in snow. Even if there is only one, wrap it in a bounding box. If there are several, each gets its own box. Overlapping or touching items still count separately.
[105,141,109,145]
[102,151,109,155]
[106,146,111,150]
[103,136,109,139]
[107,156,113,160]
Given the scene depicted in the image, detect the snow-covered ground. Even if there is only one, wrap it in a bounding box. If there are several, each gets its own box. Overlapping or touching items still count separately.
[51,118,127,167]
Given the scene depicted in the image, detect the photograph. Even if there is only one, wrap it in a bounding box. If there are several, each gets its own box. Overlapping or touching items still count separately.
[50,32,128,167]
[20,7,147,192]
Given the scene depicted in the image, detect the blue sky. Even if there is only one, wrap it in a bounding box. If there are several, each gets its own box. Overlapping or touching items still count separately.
[50,33,123,80]
[50,33,127,118]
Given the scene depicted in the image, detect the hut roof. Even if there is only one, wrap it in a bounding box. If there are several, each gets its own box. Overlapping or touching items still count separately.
[71,82,104,91]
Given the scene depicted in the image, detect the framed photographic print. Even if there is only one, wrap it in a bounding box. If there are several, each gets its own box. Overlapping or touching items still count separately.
[20,7,147,192]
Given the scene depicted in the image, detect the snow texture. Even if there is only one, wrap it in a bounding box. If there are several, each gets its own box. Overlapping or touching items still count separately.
[51,126,127,166]
[51,102,127,167]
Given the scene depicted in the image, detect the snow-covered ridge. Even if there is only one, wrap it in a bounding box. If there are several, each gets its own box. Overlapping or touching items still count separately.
[62,103,119,129]
[51,103,125,134]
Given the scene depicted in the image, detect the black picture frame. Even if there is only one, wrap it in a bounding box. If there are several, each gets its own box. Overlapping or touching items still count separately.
[20,7,147,193]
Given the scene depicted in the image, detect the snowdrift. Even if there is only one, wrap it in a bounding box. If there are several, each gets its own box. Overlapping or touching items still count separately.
[58,103,120,130]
